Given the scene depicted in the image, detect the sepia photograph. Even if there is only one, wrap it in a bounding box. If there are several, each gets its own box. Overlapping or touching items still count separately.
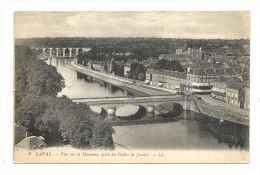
[1,1,260,174]
[12,11,252,164]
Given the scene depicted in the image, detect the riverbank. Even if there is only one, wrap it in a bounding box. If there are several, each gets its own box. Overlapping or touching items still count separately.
[68,60,249,126]
[68,61,174,96]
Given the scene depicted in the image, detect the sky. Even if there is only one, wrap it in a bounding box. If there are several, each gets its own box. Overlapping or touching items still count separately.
[14,11,250,39]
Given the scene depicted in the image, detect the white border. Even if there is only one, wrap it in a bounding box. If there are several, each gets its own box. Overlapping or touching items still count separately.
[1,1,259,175]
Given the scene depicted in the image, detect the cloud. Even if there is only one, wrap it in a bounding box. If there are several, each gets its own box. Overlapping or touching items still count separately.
[66,13,83,27]
[14,11,250,39]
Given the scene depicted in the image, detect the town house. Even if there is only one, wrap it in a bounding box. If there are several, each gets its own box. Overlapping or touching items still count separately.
[211,77,242,102]
[226,83,245,108]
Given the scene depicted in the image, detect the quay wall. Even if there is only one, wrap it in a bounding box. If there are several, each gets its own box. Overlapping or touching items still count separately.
[67,63,124,86]
[67,62,169,96]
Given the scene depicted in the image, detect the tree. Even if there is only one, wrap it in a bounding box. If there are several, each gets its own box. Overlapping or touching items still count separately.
[128,63,146,81]
[34,107,62,144]
[14,45,116,149]
[33,96,70,143]
[153,59,185,72]
[27,60,65,96]
[15,94,47,134]
[58,102,98,148]
[15,45,65,98]
[91,121,115,150]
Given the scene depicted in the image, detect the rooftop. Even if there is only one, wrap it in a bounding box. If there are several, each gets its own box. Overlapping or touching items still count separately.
[190,68,207,75]
[147,69,186,79]
[16,136,47,150]
[214,68,225,75]
[205,68,216,75]
[227,83,244,90]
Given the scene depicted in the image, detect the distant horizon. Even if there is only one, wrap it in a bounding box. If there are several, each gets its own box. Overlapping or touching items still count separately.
[15,37,250,40]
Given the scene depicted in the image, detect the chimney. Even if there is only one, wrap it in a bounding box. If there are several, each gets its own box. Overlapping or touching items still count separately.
[26,132,28,138]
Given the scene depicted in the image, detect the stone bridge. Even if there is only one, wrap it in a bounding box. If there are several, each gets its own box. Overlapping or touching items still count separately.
[31,47,90,57]
[72,95,249,126]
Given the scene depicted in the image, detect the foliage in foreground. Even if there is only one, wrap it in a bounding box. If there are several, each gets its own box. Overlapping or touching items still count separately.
[15,45,115,150]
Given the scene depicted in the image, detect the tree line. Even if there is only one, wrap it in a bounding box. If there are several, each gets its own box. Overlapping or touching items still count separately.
[15,45,115,149]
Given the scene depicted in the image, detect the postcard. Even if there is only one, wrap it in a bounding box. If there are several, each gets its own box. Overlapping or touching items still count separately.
[13,11,250,164]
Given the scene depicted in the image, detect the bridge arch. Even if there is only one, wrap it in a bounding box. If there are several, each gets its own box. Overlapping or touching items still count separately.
[44,48,51,56]
[50,48,57,57]
[71,48,77,57]
[39,47,91,58]
[64,48,70,57]
[57,48,64,57]
[78,48,83,55]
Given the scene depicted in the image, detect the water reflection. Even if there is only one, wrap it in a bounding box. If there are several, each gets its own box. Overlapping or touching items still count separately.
[76,72,127,95]
[46,57,128,98]
[105,102,249,150]
[156,103,183,118]
[195,114,249,150]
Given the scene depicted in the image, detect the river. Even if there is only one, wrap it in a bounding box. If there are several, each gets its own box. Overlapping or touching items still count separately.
[46,57,249,152]
[47,58,128,98]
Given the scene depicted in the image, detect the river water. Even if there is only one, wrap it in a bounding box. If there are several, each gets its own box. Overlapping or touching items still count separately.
[47,57,249,151]
[47,58,128,98]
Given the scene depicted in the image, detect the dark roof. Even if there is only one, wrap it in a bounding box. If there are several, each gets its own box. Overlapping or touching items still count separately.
[225,68,236,75]
[214,77,233,83]
[147,69,160,75]
[193,62,200,68]
[234,68,243,73]
[233,62,242,68]
[16,136,47,150]
[205,69,216,75]
[243,67,250,72]
[227,62,234,67]
[227,83,244,90]
[177,72,187,79]
[191,68,207,75]
[242,72,250,80]
[165,71,178,77]
[200,62,210,68]
[214,77,242,86]
[215,68,225,75]
[147,69,186,79]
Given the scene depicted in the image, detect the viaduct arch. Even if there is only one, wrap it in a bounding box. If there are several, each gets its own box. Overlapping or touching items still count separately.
[31,47,88,58]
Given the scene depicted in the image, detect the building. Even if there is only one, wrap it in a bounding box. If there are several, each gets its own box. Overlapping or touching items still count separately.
[92,62,105,72]
[211,77,242,102]
[224,68,236,77]
[244,85,250,109]
[125,52,134,56]
[188,47,203,60]
[226,83,245,108]
[146,69,186,90]
[16,136,47,150]
[176,48,183,55]
[241,72,250,85]
[204,69,219,84]
[158,54,175,61]
[184,68,215,94]
[87,60,94,69]
[124,64,131,76]
[146,69,162,86]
